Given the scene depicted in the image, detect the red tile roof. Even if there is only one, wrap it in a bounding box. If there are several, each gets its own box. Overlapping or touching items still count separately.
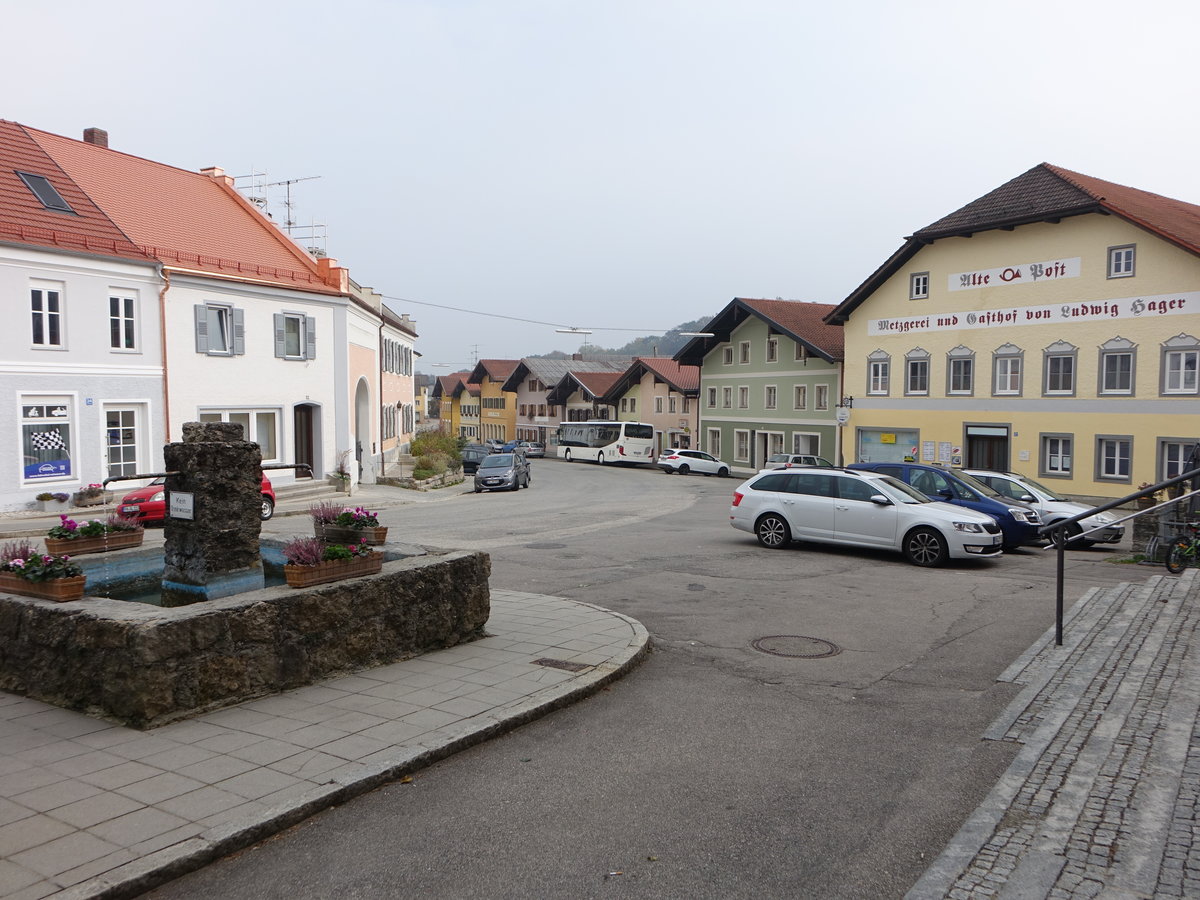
[23,124,344,294]
[676,298,843,364]
[636,358,701,392]
[0,121,150,263]
[573,371,622,397]
[469,359,521,383]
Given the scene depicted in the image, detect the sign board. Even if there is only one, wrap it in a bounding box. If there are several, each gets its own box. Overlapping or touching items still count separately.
[168,492,194,521]
[880,433,896,444]
[835,407,850,425]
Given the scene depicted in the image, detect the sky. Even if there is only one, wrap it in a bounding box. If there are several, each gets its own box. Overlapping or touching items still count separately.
[8,0,1200,372]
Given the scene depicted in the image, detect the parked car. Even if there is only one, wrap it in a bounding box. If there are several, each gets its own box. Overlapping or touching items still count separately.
[848,462,1041,550]
[729,467,1002,567]
[501,440,533,455]
[525,441,546,458]
[120,472,275,522]
[658,449,730,477]
[460,443,490,474]
[483,439,506,453]
[963,469,1124,547]
[474,452,531,493]
[764,453,835,469]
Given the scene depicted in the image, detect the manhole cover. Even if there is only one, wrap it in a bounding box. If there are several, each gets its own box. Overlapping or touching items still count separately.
[525,542,567,550]
[687,584,706,592]
[751,635,841,659]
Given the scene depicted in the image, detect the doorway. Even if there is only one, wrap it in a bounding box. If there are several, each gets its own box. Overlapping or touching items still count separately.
[965,425,1009,471]
[293,404,316,478]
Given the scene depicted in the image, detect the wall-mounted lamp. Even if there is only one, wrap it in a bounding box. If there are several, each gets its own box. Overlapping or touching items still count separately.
[840,395,854,409]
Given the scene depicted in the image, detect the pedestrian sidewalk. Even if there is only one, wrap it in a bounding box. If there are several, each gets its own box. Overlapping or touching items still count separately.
[0,591,650,900]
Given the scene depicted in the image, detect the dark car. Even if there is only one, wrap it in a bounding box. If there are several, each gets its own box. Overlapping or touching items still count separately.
[847,462,1041,550]
[460,443,489,474]
[120,472,276,522]
[474,452,531,493]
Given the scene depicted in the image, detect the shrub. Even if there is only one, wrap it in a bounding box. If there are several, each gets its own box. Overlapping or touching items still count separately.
[333,507,379,527]
[47,514,141,540]
[0,540,39,566]
[283,536,374,565]
[412,467,435,480]
[309,501,343,525]
[417,453,450,476]
[412,432,461,459]
[35,493,55,501]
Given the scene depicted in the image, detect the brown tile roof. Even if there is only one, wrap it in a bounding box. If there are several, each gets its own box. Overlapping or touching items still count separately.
[24,124,344,294]
[676,298,842,364]
[827,163,1200,325]
[0,121,150,263]
[500,357,627,392]
[468,359,521,384]
[638,357,700,392]
[573,371,622,397]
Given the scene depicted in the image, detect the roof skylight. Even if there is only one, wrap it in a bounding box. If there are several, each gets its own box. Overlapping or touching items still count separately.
[16,171,75,213]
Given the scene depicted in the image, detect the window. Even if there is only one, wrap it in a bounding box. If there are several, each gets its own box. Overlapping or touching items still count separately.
[17,171,74,213]
[1159,439,1195,483]
[794,343,809,362]
[735,430,750,462]
[992,344,1023,395]
[792,432,819,455]
[1161,335,1200,395]
[794,385,808,409]
[723,346,734,365]
[669,396,677,414]
[109,292,137,350]
[815,385,829,410]
[737,386,749,409]
[707,428,721,458]
[707,387,717,408]
[629,398,636,413]
[947,347,974,395]
[1108,244,1135,278]
[1096,435,1132,481]
[274,313,316,360]
[1098,338,1136,395]
[768,432,785,457]
[739,341,751,364]
[655,396,664,414]
[905,349,929,395]
[105,407,141,479]
[1043,341,1077,395]
[1040,434,1072,478]
[31,283,63,347]
[199,409,279,461]
[722,387,732,408]
[620,398,628,412]
[21,396,73,482]
[867,351,890,395]
[910,272,929,300]
[764,386,777,409]
[520,404,528,417]
[682,398,690,414]
[539,404,547,417]
[194,304,244,356]
[766,338,778,362]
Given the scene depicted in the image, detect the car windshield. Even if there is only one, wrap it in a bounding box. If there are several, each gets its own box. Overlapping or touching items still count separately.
[1015,475,1066,501]
[480,454,514,469]
[950,469,1003,498]
[872,475,930,504]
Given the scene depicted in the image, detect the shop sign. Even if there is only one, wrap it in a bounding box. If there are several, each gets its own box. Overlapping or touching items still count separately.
[880,433,896,444]
[949,257,1080,291]
[869,290,1196,337]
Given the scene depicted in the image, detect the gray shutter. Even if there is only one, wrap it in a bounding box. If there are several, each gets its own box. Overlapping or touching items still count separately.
[273,314,285,358]
[305,316,316,360]
[232,308,245,356]
[194,305,209,353]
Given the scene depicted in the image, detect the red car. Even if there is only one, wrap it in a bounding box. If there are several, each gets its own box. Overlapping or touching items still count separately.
[119,473,275,522]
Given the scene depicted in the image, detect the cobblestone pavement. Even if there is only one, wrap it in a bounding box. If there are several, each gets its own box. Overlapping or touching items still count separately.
[908,568,1200,899]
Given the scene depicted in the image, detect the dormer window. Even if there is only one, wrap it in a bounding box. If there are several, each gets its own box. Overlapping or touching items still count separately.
[16,172,75,214]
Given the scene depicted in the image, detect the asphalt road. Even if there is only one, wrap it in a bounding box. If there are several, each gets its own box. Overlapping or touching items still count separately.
[146,458,1140,899]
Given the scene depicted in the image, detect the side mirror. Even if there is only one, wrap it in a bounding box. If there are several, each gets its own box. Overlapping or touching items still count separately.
[869,494,891,506]
[939,489,954,499]
[1019,494,1036,503]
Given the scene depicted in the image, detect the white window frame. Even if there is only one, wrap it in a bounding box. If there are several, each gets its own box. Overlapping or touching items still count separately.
[1096,435,1132,482]
[947,348,974,395]
[905,352,929,396]
[654,396,663,414]
[734,429,750,462]
[1040,433,1072,478]
[275,312,316,361]
[794,384,808,410]
[198,408,281,462]
[707,387,717,408]
[764,385,777,409]
[1108,244,1135,279]
[815,385,829,410]
[1099,340,1136,395]
[1161,336,1200,395]
[31,281,64,349]
[195,303,244,356]
[104,405,144,479]
[737,386,749,409]
[792,432,820,455]
[765,338,779,363]
[20,394,74,483]
[739,341,751,364]
[1043,341,1077,396]
[109,290,138,352]
[910,272,929,300]
[722,387,732,409]
[722,346,734,365]
[867,352,890,395]
[992,345,1023,396]
[707,428,722,458]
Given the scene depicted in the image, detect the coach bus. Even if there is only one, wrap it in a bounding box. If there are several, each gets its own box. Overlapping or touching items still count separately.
[556,421,655,465]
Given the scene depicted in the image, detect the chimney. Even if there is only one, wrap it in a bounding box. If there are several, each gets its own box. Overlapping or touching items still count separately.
[82,127,109,148]
[199,166,235,187]
[572,353,582,361]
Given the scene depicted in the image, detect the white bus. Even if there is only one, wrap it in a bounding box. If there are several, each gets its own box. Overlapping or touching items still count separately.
[556,421,655,465]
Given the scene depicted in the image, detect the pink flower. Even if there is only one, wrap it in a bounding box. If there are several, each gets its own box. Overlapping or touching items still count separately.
[10,559,24,568]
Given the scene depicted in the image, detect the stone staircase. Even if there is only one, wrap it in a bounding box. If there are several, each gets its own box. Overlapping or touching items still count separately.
[908,568,1200,899]
[270,478,352,517]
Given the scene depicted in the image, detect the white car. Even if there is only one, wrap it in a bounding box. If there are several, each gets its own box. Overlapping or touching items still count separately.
[658,449,730,477]
[964,470,1124,547]
[729,468,1003,567]
[763,453,835,470]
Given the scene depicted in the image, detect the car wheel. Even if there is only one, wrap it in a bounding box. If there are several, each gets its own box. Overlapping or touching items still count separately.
[904,527,948,567]
[1061,521,1089,548]
[597,452,604,465]
[564,449,573,462]
[755,514,791,549]
[678,463,690,475]
[474,487,482,493]
[717,467,729,478]
[260,496,274,521]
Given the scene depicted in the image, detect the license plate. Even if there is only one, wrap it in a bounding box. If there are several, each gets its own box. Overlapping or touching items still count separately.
[121,505,139,513]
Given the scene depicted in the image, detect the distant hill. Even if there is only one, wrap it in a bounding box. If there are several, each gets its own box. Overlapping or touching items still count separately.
[534,316,714,360]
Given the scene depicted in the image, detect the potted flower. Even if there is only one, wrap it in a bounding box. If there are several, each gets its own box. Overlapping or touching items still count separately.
[45,513,144,556]
[73,483,107,507]
[35,492,71,513]
[311,503,388,545]
[328,450,353,493]
[281,535,382,588]
[0,539,86,602]
[1135,482,1163,510]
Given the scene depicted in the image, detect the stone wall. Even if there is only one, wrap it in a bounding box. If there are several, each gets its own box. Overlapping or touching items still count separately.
[0,550,490,729]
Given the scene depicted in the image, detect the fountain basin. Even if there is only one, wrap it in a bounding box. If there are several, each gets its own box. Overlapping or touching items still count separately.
[0,547,491,728]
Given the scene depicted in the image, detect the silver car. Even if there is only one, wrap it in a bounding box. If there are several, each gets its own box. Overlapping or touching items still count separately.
[474,452,531,493]
[964,469,1124,546]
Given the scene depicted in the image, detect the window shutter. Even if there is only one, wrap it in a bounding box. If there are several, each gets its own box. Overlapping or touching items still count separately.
[306,317,316,359]
[232,308,246,355]
[273,314,286,358]
[194,305,209,353]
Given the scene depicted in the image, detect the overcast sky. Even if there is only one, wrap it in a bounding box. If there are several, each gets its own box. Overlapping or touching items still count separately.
[9,1,1198,371]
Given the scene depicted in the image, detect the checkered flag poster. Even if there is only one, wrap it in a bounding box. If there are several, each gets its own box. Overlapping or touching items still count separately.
[29,430,66,452]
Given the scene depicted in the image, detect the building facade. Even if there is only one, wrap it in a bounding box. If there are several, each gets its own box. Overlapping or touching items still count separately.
[601,358,700,454]
[467,359,519,444]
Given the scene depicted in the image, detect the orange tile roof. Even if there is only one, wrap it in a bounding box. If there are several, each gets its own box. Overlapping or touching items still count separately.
[636,357,700,392]
[24,124,344,294]
[469,359,521,383]
[0,121,150,263]
[573,371,622,397]
[676,298,842,363]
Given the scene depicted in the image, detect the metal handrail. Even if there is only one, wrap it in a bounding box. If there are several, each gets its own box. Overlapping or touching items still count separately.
[101,463,312,491]
[1042,465,1200,646]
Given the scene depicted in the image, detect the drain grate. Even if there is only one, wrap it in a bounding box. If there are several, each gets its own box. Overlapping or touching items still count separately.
[532,657,591,672]
[525,542,567,550]
[751,635,841,659]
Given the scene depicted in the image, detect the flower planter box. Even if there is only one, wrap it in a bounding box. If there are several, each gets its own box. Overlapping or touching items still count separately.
[0,572,87,602]
[73,493,108,507]
[45,530,144,556]
[327,475,352,493]
[315,523,389,545]
[37,499,71,514]
[283,553,383,588]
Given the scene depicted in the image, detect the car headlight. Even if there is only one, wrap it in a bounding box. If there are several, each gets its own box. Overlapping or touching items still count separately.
[1092,513,1114,525]
[151,491,165,502]
[1008,507,1040,523]
[953,521,985,533]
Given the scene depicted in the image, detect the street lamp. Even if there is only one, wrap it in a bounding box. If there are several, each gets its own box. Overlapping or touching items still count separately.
[679,332,715,337]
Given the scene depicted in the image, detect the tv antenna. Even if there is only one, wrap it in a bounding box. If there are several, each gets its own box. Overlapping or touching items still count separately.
[266,175,321,234]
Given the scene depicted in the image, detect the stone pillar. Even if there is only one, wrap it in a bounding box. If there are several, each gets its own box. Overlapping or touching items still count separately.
[161,422,264,606]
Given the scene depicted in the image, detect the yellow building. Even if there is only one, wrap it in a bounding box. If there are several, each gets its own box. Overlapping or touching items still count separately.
[826,163,1200,502]
[468,359,520,444]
